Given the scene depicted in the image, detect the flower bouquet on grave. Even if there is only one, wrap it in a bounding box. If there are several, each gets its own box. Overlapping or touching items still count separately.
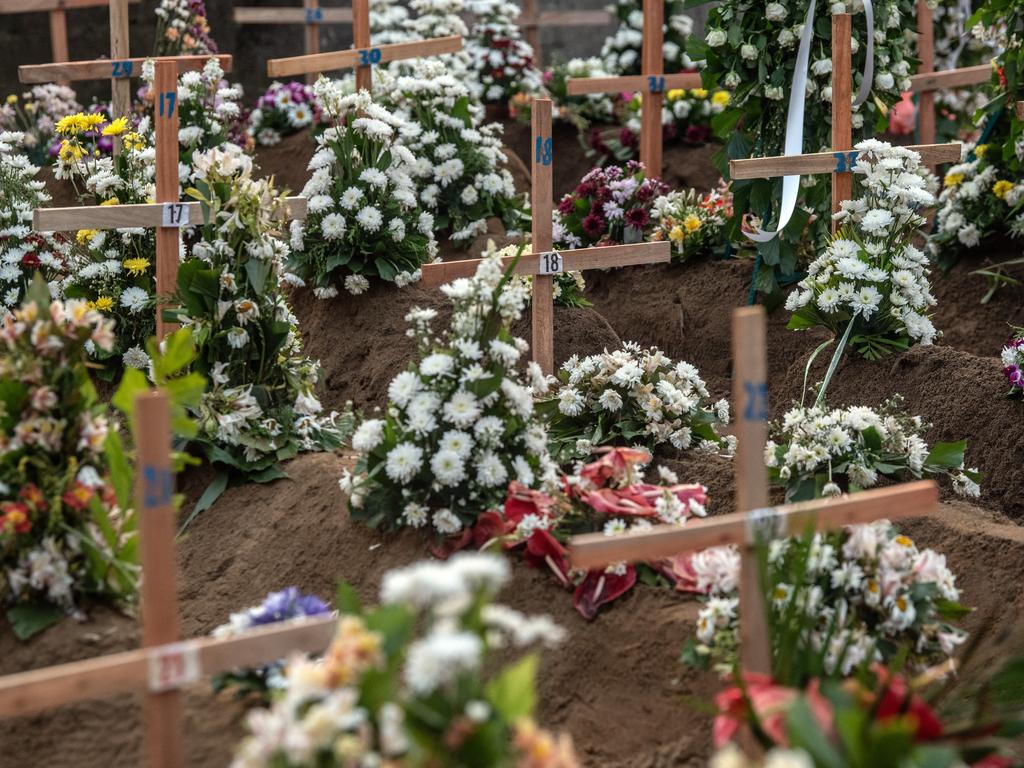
[649,184,733,263]
[465,0,543,106]
[516,58,618,132]
[153,0,218,57]
[1002,328,1024,394]
[553,161,668,248]
[600,0,698,76]
[0,85,82,166]
[495,446,709,619]
[232,554,579,768]
[248,81,321,148]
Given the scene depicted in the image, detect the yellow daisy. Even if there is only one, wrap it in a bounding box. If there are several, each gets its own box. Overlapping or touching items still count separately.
[100,197,120,206]
[76,229,97,245]
[90,296,114,312]
[123,257,151,276]
[711,91,731,106]
[102,116,129,137]
[943,172,964,188]
[58,140,84,164]
[993,179,1014,199]
[55,113,87,135]
[668,225,685,243]
[683,214,702,232]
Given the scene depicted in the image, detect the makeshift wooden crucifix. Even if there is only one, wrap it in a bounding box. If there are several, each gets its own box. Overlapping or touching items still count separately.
[31,59,308,340]
[265,0,462,92]
[563,0,701,176]
[567,305,941,674]
[512,0,611,66]
[729,13,962,237]
[0,392,337,768]
[234,0,354,84]
[418,97,671,376]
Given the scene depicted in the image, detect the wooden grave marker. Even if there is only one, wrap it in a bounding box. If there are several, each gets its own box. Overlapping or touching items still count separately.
[569,305,941,673]
[266,0,462,92]
[234,0,353,84]
[563,0,701,176]
[729,13,962,235]
[31,59,308,340]
[0,392,337,768]
[419,97,671,375]
[513,0,612,66]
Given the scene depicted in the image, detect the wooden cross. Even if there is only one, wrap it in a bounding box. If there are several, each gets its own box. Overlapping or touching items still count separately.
[728,13,962,235]
[0,392,336,768]
[418,98,671,375]
[0,0,140,85]
[568,305,941,673]
[30,60,308,340]
[265,0,461,92]
[512,1,611,66]
[563,0,701,176]
[233,0,354,84]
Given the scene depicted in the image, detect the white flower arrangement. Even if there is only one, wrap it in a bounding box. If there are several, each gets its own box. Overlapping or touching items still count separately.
[344,251,557,534]
[538,57,618,130]
[765,396,981,503]
[288,83,437,297]
[400,0,480,99]
[465,0,543,103]
[152,0,218,57]
[601,0,700,76]
[0,85,82,166]
[684,521,969,677]
[537,342,733,462]
[786,140,940,359]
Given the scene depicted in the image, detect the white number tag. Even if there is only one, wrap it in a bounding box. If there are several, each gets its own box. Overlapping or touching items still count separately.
[161,203,189,227]
[148,641,201,692]
[538,251,563,275]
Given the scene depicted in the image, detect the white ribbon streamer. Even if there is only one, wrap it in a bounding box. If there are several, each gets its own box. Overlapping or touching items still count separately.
[855,0,874,107]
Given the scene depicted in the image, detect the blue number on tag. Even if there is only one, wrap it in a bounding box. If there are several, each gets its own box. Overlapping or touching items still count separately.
[305,7,323,21]
[142,465,173,509]
[534,136,553,166]
[158,91,177,118]
[111,60,134,78]
[358,47,382,65]
[833,150,859,172]
[648,75,665,93]
[742,381,768,422]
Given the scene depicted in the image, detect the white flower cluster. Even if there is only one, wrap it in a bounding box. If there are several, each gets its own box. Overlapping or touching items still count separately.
[343,252,557,534]
[601,0,699,74]
[765,398,981,500]
[544,343,733,460]
[691,521,967,675]
[400,0,480,98]
[786,140,940,351]
[6,537,76,609]
[465,0,543,102]
[551,57,618,125]
[0,132,64,312]
[0,84,81,161]
[931,0,1001,120]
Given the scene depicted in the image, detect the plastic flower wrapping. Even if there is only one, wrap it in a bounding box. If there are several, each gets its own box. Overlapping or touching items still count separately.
[0,132,66,313]
[0,85,82,166]
[0,281,138,635]
[538,343,733,463]
[553,161,668,249]
[376,61,526,244]
[232,554,578,768]
[497,447,709,618]
[785,141,940,360]
[649,185,732,262]
[289,83,437,298]
[1001,328,1024,393]
[465,0,543,104]
[679,521,969,679]
[766,397,981,502]
[343,252,558,536]
[172,145,349,475]
[53,112,158,374]
[247,81,321,147]
[600,0,700,75]
[152,0,218,57]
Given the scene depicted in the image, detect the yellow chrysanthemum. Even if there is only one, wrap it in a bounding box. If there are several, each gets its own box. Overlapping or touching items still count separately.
[5,94,16,105]
[102,116,129,136]
[683,214,702,232]
[666,88,685,102]
[975,143,989,158]
[90,296,114,312]
[83,113,106,130]
[993,179,1014,199]
[58,140,84,164]
[690,88,708,99]
[943,172,964,188]
[123,132,146,151]
[100,197,120,206]
[123,257,151,276]
[76,229,97,245]
[55,113,87,135]
[712,91,731,106]
[668,225,685,243]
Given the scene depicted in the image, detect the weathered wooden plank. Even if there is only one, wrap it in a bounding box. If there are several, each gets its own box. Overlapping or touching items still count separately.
[266,35,462,78]
[728,143,962,179]
[33,197,308,231]
[19,54,233,84]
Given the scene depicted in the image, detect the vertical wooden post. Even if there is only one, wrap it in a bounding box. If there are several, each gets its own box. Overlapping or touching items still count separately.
[640,0,664,176]
[917,0,936,147]
[49,8,70,86]
[303,0,321,84]
[352,0,372,92]
[521,0,541,64]
[154,60,180,341]
[831,13,853,233]
[531,98,554,375]
[732,306,772,675]
[134,391,184,768]
[109,0,131,126]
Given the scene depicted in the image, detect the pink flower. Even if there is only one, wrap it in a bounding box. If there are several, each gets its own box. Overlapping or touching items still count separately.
[889,92,916,135]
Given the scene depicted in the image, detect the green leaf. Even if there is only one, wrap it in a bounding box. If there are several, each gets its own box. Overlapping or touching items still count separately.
[103,431,133,510]
[934,598,973,621]
[336,582,362,615]
[249,465,289,484]
[485,653,538,723]
[925,440,967,469]
[178,471,229,534]
[245,258,272,295]
[7,603,64,640]
[786,696,844,768]
[111,368,149,422]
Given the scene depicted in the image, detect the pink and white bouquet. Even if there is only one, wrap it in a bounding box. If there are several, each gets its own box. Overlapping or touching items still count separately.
[466,0,543,104]
[1002,328,1024,394]
[247,81,321,147]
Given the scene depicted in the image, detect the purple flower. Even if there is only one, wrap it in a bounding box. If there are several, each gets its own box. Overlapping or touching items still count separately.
[247,587,330,625]
[624,208,650,229]
[582,212,607,237]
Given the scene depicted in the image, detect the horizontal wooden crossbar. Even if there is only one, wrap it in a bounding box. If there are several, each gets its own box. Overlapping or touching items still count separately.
[19,54,233,84]
[419,241,671,286]
[0,615,336,717]
[569,480,939,570]
[266,34,462,78]
[0,0,138,13]
[33,197,308,231]
[728,142,962,179]
[909,63,991,93]
[517,9,612,26]
[234,6,352,24]
[566,72,702,96]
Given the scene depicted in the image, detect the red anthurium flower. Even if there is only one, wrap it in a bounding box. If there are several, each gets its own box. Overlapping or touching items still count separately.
[572,566,637,620]
[714,675,832,748]
[428,528,474,561]
[578,446,651,487]
[504,482,556,524]
[872,667,944,742]
[667,552,703,593]
[524,530,571,588]
[472,510,515,550]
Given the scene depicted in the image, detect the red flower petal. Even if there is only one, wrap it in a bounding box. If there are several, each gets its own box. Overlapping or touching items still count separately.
[572,566,637,620]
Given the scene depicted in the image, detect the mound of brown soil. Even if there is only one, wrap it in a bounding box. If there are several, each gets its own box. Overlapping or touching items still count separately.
[253,130,316,196]
[778,345,1024,520]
